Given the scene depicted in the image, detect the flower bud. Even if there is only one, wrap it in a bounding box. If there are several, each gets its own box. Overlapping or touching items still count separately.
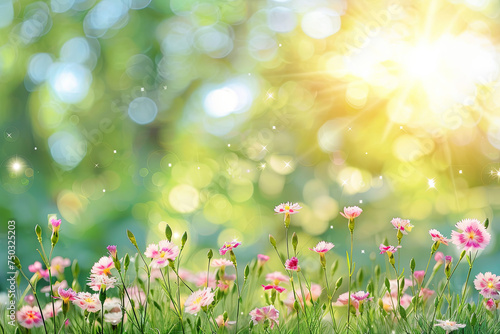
[35,225,42,241]
[207,249,213,260]
[444,256,452,279]
[165,224,172,242]
[127,230,138,249]
[269,234,277,249]
[181,232,188,249]
[292,232,298,253]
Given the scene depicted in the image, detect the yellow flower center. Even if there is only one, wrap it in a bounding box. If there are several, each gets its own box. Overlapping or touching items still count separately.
[285,205,290,210]
[85,298,93,303]
[468,231,475,240]
[488,282,494,289]
[103,268,111,275]
[194,296,202,305]
[273,279,280,286]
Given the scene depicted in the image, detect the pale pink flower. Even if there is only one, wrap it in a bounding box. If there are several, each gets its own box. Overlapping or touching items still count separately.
[419,288,435,301]
[194,272,216,289]
[379,244,401,254]
[381,293,412,311]
[184,288,215,314]
[391,218,414,235]
[434,320,466,332]
[125,286,146,309]
[144,240,180,268]
[211,258,234,268]
[286,284,322,309]
[274,202,302,216]
[257,254,270,266]
[389,279,413,296]
[104,298,123,325]
[474,272,500,299]
[50,256,71,277]
[87,274,117,291]
[57,286,77,304]
[333,292,359,309]
[24,295,35,306]
[310,241,334,254]
[351,291,370,301]
[451,218,491,251]
[41,280,68,295]
[262,285,286,293]
[485,298,497,312]
[305,284,323,302]
[434,252,445,264]
[72,292,101,313]
[285,257,300,271]
[215,315,236,328]
[219,240,241,255]
[28,261,49,280]
[91,256,114,276]
[217,274,236,290]
[429,229,451,246]
[414,270,425,285]
[249,305,279,329]
[265,272,289,284]
[17,306,43,329]
[43,300,62,318]
[340,206,362,219]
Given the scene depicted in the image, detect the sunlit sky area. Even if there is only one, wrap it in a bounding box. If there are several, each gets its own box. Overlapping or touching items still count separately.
[1,0,500,278]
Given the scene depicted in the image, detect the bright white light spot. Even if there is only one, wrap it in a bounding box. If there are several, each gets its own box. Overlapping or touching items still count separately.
[406,44,439,79]
[272,126,276,129]
[301,8,341,39]
[400,126,403,129]
[168,163,172,167]
[459,170,462,174]
[428,178,436,189]
[279,44,282,47]
[330,225,333,229]
[49,63,92,104]
[197,166,200,170]
[204,87,239,118]
[173,233,179,239]
[365,152,368,155]
[359,200,363,203]
[379,176,383,179]
[12,162,21,171]
[227,144,231,147]
[102,189,106,192]
[140,87,144,91]
[361,250,365,254]
[113,150,117,153]
[34,147,37,150]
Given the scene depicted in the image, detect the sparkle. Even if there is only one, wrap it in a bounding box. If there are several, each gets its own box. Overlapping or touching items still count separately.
[34,147,37,150]
[359,200,363,204]
[348,127,352,131]
[197,166,200,170]
[279,43,282,47]
[492,169,500,179]
[259,163,266,170]
[247,169,250,173]
[102,189,106,192]
[227,144,231,147]
[168,163,172,167]
[94,164,99,168]
[284,160,292,168]
[272,126,276,130]
[330,225,333,229]
[163,86,167,90]
[365,152,368,155]
[379,176,383,179]
[248,73,251,76]
[261,145,268,152]
[361,250,365,254]
[12,162,21,171]
[265,90,275,101]
[140,87,144,92]
[400,126,403,129]
[6,133,12,138]
[427,178,436,189]
[113,150,117,153]
[459,169,462,174]
[341,179,348,186]
[173,232,179,239]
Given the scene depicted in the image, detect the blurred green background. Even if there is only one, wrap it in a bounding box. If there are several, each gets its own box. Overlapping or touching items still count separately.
[1,0,500,290]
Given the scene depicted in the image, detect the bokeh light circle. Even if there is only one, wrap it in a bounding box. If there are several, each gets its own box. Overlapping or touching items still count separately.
[169,184,200,213]
[301,8,341,39]
[128,97,158,125]
[1,156,35,194]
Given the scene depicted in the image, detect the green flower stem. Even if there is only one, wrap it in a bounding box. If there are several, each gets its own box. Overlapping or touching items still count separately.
[459,251,478,313]
[347,230,353,333]
[19,268,49,334]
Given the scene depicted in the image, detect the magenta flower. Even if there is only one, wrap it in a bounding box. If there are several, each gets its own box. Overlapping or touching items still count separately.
[274,202,302,216]
[445,255,452,265]
[340,206,362,219]
[24,295,35,306]
[184,288,215,314]
[414,270,425,285]
[107,245,117,259]
[124,286,146,309]
[351,291,371,301]
[91,256,114,276]
[310,241,334,254]
[451,218,491,251]
[474,272,500,299]
[285,257,300,271]
[57,286,77,304]
[50,218,61,232]
[28,261,49,280]
[219,240,241,255]
[144,240,180,268]
[429,229,451,246]
[249,305,279,329]
[262,285,286,293]
[72,292,101,313]
[210,258,234,268]
[391,218,414,235]
[434,320,466,332]
[485,299,497,312]
[379,244,401,254]
[17,306,43,329]
[334,292,358,308]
